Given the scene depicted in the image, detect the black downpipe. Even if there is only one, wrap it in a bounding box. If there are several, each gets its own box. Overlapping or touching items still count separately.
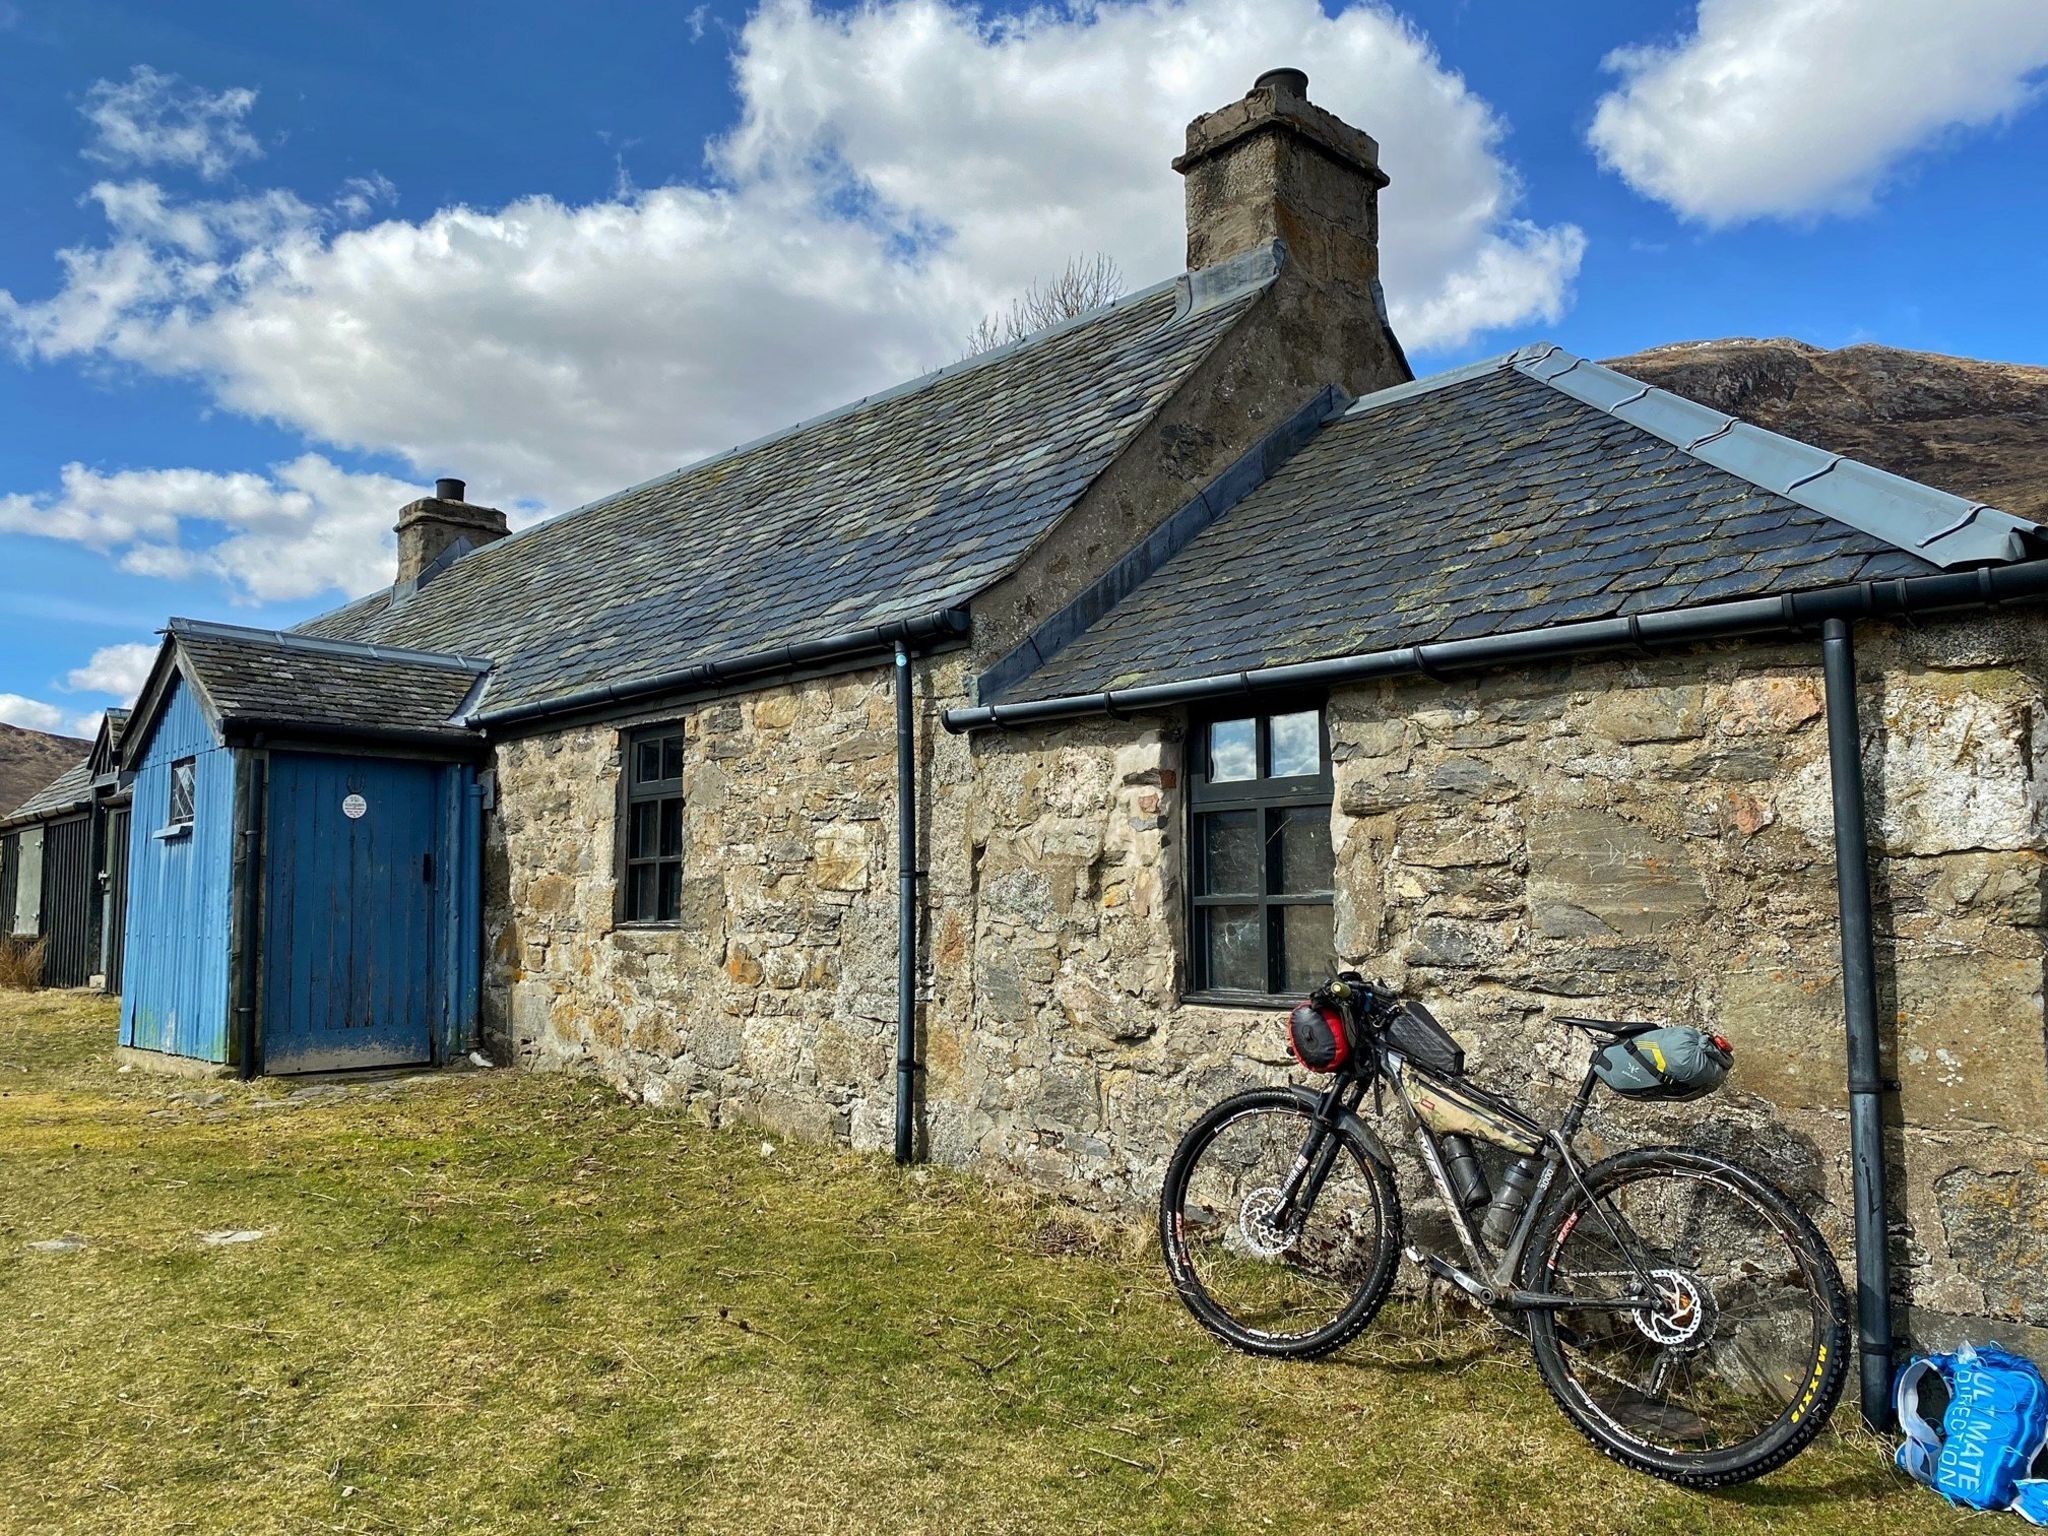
[229,750,268,1080]
[1821,618,1895,1431]
[893,642,919,1164]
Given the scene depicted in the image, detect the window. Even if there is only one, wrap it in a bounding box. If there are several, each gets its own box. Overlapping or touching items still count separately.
[1187,707,1335,998]
[167,758,197,832]
[618,725,684,925]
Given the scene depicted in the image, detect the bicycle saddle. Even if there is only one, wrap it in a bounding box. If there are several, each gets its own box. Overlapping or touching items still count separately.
[1553,1015,1666,1039]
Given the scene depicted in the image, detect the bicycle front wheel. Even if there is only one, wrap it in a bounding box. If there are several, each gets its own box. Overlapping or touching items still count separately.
[1524,1146,1850,1486]
[1159,1088,1401,1359]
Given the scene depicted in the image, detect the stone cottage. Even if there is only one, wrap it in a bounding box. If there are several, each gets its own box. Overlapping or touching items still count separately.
[117,73,2048,1395]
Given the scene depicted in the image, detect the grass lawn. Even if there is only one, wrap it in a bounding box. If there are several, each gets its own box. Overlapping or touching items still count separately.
[0,991,1964,1535]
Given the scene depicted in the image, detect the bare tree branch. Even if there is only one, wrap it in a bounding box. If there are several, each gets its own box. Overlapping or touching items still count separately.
[964,254,1126,357]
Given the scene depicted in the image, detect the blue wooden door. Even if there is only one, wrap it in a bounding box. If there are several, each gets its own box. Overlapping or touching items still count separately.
[261,753,440,1073]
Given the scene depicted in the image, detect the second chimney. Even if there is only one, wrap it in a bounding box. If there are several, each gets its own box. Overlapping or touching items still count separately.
[1174,68,1389,293]
[395,478,509,588]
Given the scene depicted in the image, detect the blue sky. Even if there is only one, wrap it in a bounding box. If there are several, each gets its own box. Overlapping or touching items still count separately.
[1,0,2045,737]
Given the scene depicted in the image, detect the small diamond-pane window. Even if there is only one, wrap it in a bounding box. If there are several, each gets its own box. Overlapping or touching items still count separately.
[620,725,684,924]
[1188,708,1334,997]
[167,757,197,830]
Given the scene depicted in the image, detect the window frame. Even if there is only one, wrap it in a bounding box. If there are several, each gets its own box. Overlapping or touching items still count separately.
[165,756,197,835]
[614,723,686,928]
[1183,703,1336,1004]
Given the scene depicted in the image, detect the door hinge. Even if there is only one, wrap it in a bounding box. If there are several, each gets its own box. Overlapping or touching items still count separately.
[422,852,435,885]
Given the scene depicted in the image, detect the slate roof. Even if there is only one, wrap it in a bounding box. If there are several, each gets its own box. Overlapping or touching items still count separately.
[168,620,490,740]
[4,758,91,825]
[297,251,1281,720]
[997,345,2036,703]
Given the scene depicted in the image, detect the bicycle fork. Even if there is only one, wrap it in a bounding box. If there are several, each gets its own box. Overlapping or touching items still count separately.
[1271,1078,1358,1233]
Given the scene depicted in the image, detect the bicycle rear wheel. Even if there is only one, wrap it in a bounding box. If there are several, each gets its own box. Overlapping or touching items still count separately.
[1524,1146,1850,1486]
[1159,1088,1401,1359]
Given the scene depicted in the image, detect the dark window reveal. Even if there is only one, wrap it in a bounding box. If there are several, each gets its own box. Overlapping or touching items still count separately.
[168,757,197,831]
[620,726,684,924]
[1188,708,1335,998]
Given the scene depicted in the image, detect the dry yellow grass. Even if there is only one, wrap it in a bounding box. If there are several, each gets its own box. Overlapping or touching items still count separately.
[0,990,1966,1535]
[0,934,46,989]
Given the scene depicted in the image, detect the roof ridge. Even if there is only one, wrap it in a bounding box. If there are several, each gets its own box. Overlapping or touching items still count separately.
[380,242,1290,579]
[1512,343,2047,569]
[167,616,491,672]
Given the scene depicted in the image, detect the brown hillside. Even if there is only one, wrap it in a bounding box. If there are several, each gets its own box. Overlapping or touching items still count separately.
[1604,338,2048,523]
[0,723,88,819]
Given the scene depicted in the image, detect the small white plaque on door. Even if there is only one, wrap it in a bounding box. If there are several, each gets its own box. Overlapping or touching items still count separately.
[342,794,368,820]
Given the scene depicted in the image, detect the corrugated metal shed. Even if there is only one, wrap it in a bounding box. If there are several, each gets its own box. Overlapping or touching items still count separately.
[121,677,235,1060]
[119,643,483,1075]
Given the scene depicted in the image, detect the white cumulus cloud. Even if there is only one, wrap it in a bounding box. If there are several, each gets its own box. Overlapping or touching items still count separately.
[0,455,429,603]
[3,1,1581,601]
[1589,0,2048,225]
[81,64,263,181]
[64,641,159,701]
[0,694,69,734]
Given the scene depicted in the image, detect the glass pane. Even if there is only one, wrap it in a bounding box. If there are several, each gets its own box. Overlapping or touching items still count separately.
[1270,806,1333,895]
[1206,719,1255,782]
[631,801,660,859]
[627,863,656,922]
[660,735,684,781]
[170,760,196,823]
[1203,905,1262,992]
[658,799,683,858]
[635,739,664,787]
[1269,711,1321,778]
[1199,810,1259,896]
[657,861,682,923]
[1277,904,1336,995]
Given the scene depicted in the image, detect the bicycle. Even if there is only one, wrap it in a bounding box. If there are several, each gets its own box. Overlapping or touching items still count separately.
[1158,973,1851,1487]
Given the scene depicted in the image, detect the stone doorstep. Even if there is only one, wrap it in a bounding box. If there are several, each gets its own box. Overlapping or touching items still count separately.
[113,1045,235,1081]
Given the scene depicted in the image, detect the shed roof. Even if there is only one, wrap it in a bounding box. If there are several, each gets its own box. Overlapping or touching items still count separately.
[994,345,2045,703]
[296,249,1281,720]
[3,758,91,827]
[163,620,490,742]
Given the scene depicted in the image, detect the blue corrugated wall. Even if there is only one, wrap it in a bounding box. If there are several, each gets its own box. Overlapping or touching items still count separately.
[119,678,235,1063]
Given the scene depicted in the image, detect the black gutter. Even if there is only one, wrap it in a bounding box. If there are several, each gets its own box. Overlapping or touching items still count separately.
[1822,618,1895,1431]
[942,562,2048,733]
[470,610,972,733]
[893,642,920,1164]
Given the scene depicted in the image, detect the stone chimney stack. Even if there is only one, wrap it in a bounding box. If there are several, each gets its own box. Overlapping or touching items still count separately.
[1174,68,1389,296]
[395,478,509,588]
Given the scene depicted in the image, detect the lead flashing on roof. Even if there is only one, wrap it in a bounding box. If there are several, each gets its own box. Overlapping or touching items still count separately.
[1511,343,2047,570]
[1171,240,1287,321]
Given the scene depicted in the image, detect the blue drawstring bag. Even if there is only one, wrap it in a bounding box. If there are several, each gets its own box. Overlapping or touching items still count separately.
[1895,1345,2048,1513]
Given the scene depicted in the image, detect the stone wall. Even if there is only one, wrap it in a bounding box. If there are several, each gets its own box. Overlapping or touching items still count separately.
[486,617,2048,1346]
[1324,618,2048,1347]
[487,664,917,1148]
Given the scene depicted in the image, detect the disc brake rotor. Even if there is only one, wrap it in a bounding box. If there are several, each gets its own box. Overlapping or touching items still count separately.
[1237,1186,1296,1258]
[1631,1266,1715,1351]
